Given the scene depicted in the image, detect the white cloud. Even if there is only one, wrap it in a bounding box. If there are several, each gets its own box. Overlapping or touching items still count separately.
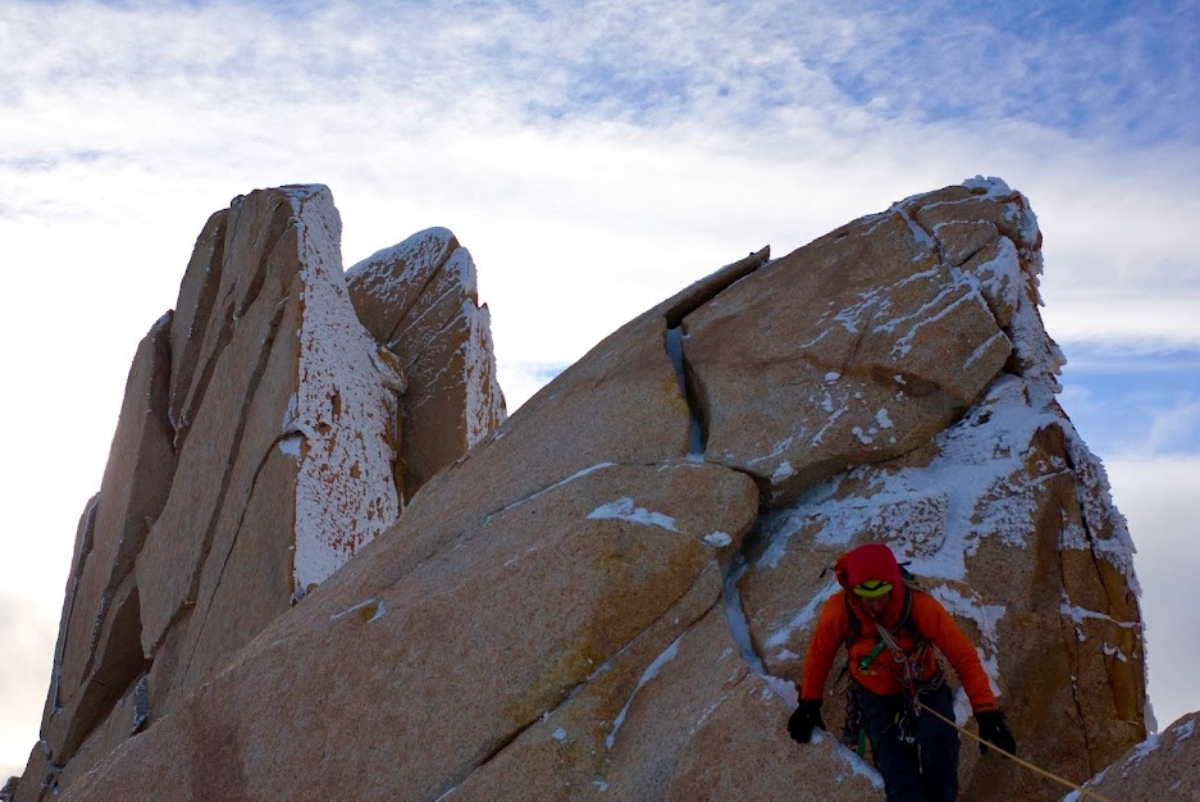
[1106,457,1200,730]
[1146,400,1200,454]
[1045,296,1200,350]
[0,597,56,781]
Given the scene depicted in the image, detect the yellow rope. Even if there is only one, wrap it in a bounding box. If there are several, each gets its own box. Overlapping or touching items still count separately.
[914,700,1115,802]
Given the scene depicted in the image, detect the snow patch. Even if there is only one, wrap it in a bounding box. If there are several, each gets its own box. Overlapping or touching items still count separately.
[345,227,455,296]
[953,686,972,725]
[765,579,840,649]
[758,371,1087,585]
[703,531,733,547]
[1060,597,1139,629]
[1102,642,1128,662]
[722,564,766,675]
[588,497,678,531]
[961,175,1013,198]
[810,407,847,446]
[1127,732,1161,766]
[1173,719,1196,741]
[331,598,386,624]
[462,301,507,447]
[1062,427,1140,592]
[929,585,1006,645]
[490,463,615,519]
[607,637,681,748]
[832,290,885,334]
[278,434,303,458]
[836,743,886,790]
[888,284,975,359]
[896,204,935,252]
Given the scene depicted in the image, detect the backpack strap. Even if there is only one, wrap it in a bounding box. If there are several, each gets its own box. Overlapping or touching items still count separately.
[823,555,929,670]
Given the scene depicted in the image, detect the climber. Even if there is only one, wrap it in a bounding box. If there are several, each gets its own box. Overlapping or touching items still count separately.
[787,543,1016,802]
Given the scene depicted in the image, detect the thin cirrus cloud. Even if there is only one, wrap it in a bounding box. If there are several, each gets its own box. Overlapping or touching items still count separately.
[1,0,1198,780]
[4,1,1196,140]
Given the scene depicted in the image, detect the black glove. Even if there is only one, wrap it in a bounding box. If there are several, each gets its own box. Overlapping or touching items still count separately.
[976,709,1016,756]
[788,699,825,744]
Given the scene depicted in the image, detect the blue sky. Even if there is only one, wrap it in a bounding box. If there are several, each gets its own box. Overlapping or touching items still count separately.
[1,0,1198,779]
[1063,347,1200,457]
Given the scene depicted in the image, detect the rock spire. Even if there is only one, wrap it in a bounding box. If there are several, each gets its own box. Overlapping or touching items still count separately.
[10,185,504,801]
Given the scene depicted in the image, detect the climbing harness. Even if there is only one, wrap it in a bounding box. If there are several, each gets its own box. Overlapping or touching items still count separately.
[913,699,1116,802]
[840,588,935,753]
[859,588,939,748]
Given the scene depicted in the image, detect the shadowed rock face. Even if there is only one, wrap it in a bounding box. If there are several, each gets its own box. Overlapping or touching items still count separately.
[11,178,1157,802]
[11,186,505,802]
[345,227,507,503]
[1058,711,1199,801]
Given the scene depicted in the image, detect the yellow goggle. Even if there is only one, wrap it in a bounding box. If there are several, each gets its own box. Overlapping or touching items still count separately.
[853,580,893,599]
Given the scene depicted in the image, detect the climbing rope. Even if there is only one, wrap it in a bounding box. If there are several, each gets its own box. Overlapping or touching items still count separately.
[913,700,1115,802]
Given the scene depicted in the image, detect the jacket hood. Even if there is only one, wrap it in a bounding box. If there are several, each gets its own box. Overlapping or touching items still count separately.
[841,543,902,590]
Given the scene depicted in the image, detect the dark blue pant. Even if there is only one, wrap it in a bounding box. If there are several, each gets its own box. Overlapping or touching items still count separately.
[860,681,960,802]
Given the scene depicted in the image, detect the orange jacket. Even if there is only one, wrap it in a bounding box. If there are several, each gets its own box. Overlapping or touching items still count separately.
[799,586,999,713]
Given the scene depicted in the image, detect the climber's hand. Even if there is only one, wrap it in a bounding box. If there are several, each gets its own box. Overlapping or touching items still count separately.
[976,709,1017,756]
[788,699,825,744]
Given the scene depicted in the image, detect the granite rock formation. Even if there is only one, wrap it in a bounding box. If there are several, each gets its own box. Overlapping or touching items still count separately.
[10,185,504,802]
[1059,712,1199,801]
[346,227,506,502]
[10,178,1156,802]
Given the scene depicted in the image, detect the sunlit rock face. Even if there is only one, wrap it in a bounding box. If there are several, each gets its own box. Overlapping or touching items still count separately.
[11,186,504,802]
[731,186,1146,799]
[11,179,1153,802]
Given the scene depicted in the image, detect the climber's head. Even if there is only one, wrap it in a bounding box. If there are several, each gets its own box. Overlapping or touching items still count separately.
[843,543,902,620]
